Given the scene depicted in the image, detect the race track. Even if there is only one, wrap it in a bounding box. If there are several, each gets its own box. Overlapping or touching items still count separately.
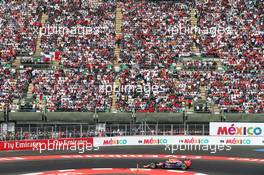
[1,146,264,175]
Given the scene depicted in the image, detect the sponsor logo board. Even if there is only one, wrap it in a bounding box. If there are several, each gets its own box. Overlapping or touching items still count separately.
[210,122,264,136]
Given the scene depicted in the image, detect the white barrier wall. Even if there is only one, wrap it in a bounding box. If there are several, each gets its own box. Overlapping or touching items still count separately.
[94,136,264,147]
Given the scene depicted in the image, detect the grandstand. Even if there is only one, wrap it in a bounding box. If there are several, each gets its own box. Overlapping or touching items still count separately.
[0,0,263,140]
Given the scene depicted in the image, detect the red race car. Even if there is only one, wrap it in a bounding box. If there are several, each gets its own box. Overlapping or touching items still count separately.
[143,159,192,170]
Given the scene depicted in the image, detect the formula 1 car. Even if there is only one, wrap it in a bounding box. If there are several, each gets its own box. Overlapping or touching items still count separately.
[143,159,191,170]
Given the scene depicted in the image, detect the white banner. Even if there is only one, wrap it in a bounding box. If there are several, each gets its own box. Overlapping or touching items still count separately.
[210,122,264,136]
[94,135,264,146]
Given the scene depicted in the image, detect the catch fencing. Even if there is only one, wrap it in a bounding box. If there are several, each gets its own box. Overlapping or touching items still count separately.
[0,123,209,141]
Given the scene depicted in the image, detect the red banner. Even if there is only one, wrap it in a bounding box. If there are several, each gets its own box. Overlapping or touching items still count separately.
[0,138,93,151]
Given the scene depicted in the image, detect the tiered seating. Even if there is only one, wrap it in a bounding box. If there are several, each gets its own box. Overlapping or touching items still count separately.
[120,1,193,68]
[39,0,116,67]
[115,0,263,113]
[0,66,32,111]
[0,0,263,114]
[30,0,117,112]
[115,1,198,112]
[115,66,201,112]
[196,0,263,113]
[32,65,114,112]
[206,71,264,113]
[0,1,41,62]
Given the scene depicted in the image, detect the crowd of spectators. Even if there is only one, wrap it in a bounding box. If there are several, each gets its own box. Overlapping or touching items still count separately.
[120,0,193,68]
[0,0,41,62]
[28,0,117,112]
[32,65,114,112]
[0,66,32,111]
[0,0,262,114]
[39,0,116,68]
[206,71,263,113]
[116,1,196,112]
[115,0,263,113]
[115,66,200,112]
[195,0,263,113]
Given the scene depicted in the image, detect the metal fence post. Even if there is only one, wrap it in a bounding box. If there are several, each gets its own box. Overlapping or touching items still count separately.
[51,126,54,139]
[80,124,83,138]
[156,123,158,135]
[20,127,23,140]
[55,124,57,138]
[125,124,127,136]
[144,121,147,135]
[73,125,76,138]
[183,110,186,135]
[110,125,112,136]
[29,124,31,137]
[163,124,165,135]
[202,124,205,135]
[36,127,39,139]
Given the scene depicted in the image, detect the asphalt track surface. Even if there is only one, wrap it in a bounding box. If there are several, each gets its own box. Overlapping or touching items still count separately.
[1,146,264,175]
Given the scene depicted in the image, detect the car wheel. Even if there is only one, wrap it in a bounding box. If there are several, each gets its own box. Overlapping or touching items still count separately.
[181,163,187,170]
[150,163,156,169]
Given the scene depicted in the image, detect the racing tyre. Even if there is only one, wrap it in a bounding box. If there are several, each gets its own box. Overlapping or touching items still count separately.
[150,163,157,169]
[181,163,187,170]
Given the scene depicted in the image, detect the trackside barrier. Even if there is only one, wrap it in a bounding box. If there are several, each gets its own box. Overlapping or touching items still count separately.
[6,112,264,123]
[0,138,93,151]
[94,136,264,146]
[1,136,263,151]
